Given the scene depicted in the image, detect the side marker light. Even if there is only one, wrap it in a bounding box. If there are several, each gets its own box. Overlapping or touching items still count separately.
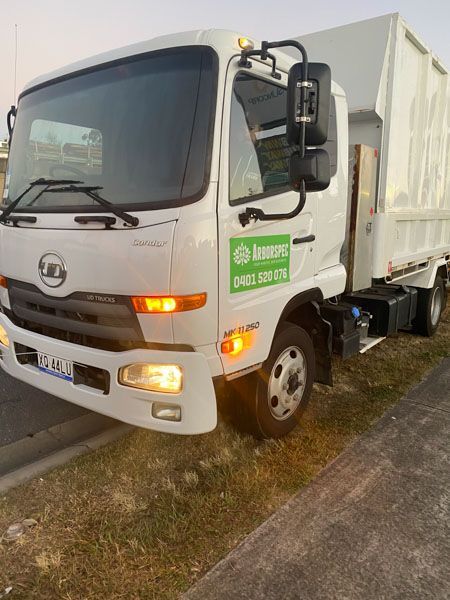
[221,336,244,356]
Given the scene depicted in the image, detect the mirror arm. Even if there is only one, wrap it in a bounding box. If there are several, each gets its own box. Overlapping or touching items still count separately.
[265,52,282,80]
[239,181,307,227]
[262,40,309,158]
[238,40,310,227]
[7,105,16,146]
[238,49,259,68]
[238,49,281,80]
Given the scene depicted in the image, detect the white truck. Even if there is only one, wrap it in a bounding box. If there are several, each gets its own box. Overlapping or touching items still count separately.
[0,14,448,438]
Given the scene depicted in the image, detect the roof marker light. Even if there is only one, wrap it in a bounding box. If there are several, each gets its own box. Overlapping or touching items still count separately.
[238,37,254,51]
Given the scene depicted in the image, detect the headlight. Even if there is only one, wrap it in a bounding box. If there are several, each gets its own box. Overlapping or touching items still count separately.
[119,363,183,394]
[0,325,9,348]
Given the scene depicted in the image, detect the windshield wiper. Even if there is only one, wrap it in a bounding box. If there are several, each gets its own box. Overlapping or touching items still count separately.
[0,179,139,227]
[45,185,139,227]
[0,178,83,223]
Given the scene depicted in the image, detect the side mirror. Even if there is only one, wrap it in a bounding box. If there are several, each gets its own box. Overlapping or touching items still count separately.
[286,63,331,147]
[7,105,16,146]
[289,149,330,192]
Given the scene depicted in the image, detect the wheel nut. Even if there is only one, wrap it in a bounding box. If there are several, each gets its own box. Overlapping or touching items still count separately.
[293,394,299,402]
[282,383,288,391]
[296,368,301,374]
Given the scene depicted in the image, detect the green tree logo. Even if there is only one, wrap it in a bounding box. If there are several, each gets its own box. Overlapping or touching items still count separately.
[233,242,251,266]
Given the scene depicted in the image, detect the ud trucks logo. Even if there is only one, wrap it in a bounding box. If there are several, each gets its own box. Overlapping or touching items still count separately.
[38,252,67,288]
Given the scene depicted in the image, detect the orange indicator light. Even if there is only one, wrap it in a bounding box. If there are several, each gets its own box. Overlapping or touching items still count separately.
[131,293,206,314]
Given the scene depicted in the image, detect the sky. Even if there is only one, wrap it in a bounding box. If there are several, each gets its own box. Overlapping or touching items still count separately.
[1,0,449,140]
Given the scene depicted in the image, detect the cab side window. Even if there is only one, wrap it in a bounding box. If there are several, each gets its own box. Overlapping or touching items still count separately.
[229,73,337,204]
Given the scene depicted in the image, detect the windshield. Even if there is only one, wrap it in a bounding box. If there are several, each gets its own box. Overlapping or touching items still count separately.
[4,47,217,212]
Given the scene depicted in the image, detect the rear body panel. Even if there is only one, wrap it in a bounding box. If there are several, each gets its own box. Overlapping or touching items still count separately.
[295,14,450,282]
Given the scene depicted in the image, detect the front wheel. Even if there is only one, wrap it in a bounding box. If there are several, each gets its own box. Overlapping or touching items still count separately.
[226,323,315,439]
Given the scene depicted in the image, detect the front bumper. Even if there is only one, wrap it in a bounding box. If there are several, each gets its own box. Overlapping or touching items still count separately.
[0,313,217,435]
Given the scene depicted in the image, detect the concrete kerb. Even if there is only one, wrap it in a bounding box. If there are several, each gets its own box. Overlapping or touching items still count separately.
[0,413,134,493]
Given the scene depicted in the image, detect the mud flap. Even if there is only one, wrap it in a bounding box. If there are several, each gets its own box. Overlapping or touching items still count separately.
[311,302,333,386]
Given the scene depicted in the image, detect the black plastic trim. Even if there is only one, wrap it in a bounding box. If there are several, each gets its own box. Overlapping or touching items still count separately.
[13,304,138,341]
[74,215,116,227]
[230,185,292,207]
[293,234,315,244]
[14,342,111,395]
[277,288,324,328]
[6,216,37,225]
[275,289,332,386]
[4,279,198,353]
[6,280,144,351]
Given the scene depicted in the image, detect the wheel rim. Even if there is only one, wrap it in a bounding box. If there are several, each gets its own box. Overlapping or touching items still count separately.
[430,286,442,328]
[267,345,307,421]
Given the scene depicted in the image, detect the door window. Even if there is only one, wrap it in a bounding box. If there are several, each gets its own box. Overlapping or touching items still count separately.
[229,73,337,204]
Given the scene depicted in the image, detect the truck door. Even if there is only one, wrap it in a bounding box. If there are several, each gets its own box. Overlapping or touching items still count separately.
[217,60,317,374]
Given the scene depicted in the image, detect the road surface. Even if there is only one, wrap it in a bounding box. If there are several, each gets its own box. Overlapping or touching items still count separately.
[0,369,86,447]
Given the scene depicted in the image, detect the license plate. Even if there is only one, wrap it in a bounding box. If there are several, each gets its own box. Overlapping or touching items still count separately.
[37,352,74,382]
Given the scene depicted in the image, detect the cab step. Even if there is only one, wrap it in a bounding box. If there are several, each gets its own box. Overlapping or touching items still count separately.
[359,335,386,354]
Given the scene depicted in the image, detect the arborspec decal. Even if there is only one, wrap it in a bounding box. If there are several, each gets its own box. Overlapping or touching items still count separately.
[233,243,251,266]
[230,235,290,293]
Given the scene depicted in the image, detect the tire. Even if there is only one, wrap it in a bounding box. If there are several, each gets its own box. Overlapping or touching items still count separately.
[442,277,448,310]
[413,276,445,337]
[225,323,315,439]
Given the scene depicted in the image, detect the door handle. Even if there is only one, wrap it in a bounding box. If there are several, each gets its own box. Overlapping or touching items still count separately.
[293,234,316,244]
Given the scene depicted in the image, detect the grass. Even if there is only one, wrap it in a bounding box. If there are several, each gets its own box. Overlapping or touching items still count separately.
[0,311,449,599]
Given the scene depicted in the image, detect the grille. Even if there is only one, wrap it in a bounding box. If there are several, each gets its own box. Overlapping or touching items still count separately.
[6,280,144,351]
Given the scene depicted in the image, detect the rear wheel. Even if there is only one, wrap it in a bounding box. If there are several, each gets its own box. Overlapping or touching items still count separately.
[413,276,445,336]
[225,323,315,439]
